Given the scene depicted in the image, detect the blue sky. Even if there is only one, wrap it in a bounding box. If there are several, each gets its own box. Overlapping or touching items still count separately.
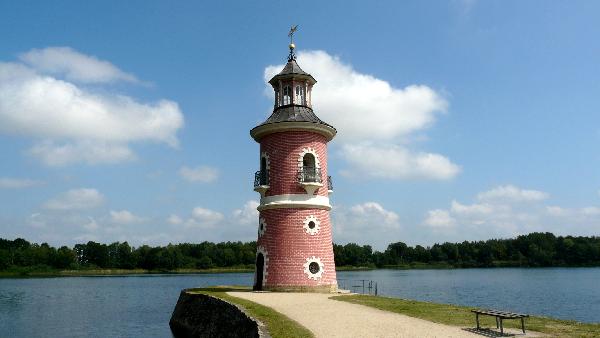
[1,1,600,250]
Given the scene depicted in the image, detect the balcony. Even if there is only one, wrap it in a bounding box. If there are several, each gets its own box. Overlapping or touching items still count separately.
[327,175,333,193]
[254,170,269,197]
[298,166,323,195]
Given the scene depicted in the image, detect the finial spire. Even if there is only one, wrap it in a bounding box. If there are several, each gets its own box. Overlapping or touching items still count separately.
[287,24,298,61]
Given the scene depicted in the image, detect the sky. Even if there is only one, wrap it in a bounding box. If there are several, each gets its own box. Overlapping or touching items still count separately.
[1,1,600,250]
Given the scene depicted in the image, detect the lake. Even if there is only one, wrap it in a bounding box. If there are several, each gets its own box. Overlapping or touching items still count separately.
[1,268,598,337]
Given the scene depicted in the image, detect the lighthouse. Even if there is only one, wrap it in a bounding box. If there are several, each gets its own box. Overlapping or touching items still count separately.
[250,35,338,292]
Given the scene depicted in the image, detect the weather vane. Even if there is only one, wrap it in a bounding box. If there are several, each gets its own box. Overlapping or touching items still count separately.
[287,24,298,61]
[288,24,298,45]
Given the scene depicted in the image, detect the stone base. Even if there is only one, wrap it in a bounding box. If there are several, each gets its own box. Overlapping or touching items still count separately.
[261,284,337,293]
[169,289,270,338]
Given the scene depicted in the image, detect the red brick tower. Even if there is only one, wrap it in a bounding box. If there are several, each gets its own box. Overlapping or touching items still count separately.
[250,40,337,292]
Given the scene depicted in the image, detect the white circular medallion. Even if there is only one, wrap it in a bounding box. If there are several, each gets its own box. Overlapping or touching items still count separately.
[303,256,324,280]
[258,217,267,237]
[303,215,320,235]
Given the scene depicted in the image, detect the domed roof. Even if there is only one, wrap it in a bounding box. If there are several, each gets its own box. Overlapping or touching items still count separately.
[251,45,336,142]
[259,106,333,127]
[268,58,316,86]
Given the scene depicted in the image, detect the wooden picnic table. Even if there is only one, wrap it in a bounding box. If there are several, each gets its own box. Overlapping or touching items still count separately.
[471,309,529,335]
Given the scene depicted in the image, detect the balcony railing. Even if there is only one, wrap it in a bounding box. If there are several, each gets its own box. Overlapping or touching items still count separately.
[254,170,269,187]
[298,166,322,183]
[327,175,333,191]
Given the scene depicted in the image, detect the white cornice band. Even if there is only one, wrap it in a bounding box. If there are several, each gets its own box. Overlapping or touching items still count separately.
[258,194,331,211]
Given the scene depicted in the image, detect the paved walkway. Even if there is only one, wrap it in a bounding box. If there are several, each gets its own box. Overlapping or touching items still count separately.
[228,292,488,338]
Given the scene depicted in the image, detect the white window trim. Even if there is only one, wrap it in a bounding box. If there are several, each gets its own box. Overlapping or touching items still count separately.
[260,152,270,171]
[303,256,324,280]
[303,215,321,235]
[297,147,321,169]
[258,217,267,237]
[295,85,305,105]
[283,85,291,105]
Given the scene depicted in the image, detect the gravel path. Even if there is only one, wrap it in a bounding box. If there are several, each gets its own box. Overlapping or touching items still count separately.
[228,292,485,338]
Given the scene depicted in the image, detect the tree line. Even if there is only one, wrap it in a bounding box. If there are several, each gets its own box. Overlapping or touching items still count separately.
[334,232,600,268]
[1,232,599,273]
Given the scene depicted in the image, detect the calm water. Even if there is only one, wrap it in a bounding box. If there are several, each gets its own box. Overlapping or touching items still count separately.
[0,268,598,337]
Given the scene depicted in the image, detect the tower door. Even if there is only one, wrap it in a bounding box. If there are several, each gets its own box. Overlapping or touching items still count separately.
[254,253,264,291]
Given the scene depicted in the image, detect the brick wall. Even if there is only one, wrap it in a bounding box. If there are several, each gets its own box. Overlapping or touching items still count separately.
[257,208,336,287]
[260,131,329,197]
[255,130,336,290]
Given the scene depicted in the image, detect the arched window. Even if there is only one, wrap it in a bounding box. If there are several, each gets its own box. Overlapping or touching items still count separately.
[303,153,315,168]
[302,153,318,182]
[258,154,269,186]
[274,88,280,107]
[283,86,291,105]
[295,85,305,105]
[260,156,267,173]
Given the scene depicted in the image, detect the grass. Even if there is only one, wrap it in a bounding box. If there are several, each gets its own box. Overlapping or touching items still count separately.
[186,286,313,338]
[331,294,600,337]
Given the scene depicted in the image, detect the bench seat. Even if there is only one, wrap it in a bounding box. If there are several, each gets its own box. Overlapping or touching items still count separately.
[471,309,529,334]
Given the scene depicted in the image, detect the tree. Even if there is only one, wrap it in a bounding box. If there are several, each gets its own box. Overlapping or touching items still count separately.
[53,246,76,269]
[85,241,109,268]
[386,242,408,265]
[197,256,213,269]
[117,242,136,269]
[0,249,10,269]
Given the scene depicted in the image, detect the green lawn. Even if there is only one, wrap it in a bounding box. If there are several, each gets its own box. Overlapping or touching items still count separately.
[187,286,314,338]
[331,294,600,338]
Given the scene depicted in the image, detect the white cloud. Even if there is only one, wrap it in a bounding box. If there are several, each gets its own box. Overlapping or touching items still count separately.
[265,51,447,142]
[0,48,184,166]
[110,210,143,224]
[187,207,224,228]
[546,206,569,216]
[43,188,105,211]
[167,201,260,242]
[581,207,600,216]
[83,217,99,231]
[167,214,183,225]
[28,140,135,166]
[0,61,182,145]
[546,205,600,218]
[418,185,550,237]
[231,200,259,225]
[0,177,44,188]
[19,47,139,84]
[333,202,401,250]
[73,233,99,243]
[477,185,549,202]
[422,185,600,242]
[179,165,219,183]
[349,202,400,225]
[424,209,456,228]
[28,213,46,228]
[340,143,460,180]
[265,50,457,181]
[450,200,495,216]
